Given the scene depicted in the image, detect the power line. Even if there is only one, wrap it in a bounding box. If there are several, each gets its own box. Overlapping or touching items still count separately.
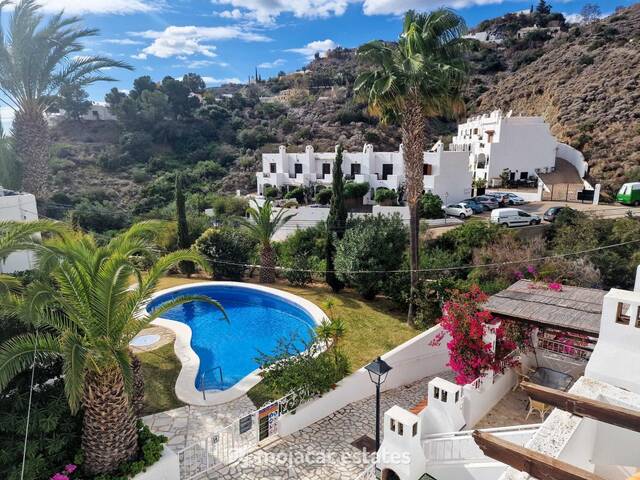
[208,237,640,275]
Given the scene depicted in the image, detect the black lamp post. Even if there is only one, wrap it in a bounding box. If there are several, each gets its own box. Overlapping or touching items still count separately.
[365,356,392,452]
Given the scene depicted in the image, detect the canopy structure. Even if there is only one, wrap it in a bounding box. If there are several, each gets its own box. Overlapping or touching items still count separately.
[484,280,606,336]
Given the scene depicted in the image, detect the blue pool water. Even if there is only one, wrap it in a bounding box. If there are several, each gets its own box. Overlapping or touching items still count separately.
[147,285,317,391]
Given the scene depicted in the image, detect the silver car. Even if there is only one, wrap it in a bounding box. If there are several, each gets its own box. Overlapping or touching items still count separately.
[442,203,474,219]
[473,195,499,210]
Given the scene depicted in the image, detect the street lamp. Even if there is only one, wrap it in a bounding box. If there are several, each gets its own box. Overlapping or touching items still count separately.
[365,356,392,452]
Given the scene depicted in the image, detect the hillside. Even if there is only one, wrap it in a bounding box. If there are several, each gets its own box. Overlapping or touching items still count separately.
[475,4,640,195]
[41,5,640,230]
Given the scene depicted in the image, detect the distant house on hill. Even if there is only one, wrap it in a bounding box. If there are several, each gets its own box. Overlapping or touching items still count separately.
[256,143,473,205]
[463,31,504,43]
[259,88,309,104]
[46,102,116,125]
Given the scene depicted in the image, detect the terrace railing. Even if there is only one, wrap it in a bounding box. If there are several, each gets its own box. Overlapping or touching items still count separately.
[537,337,591,361]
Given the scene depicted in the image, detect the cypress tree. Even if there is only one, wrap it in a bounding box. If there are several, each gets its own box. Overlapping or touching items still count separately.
[175,173,195,276]
[326,145,347,292]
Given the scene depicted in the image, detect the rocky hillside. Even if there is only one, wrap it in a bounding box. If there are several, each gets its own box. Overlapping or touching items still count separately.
[475,5,640,194]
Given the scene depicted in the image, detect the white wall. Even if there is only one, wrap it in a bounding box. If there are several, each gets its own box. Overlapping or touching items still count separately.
[461,370,516,428]
[133,447,180,480]
[0,193,38,274]
[278,325,450,436]
[556,142,589,179]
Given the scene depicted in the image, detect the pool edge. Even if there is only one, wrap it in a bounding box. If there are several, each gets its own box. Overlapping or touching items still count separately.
[144,281,327,406]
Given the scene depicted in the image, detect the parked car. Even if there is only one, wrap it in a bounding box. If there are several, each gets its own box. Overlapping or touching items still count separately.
[486,192,510,206]
[442,203,474,219]
[616,182,640,206]
[504,193,526,205]
[461,199,485,214]
[543,206,573,222]
[472,195,500,211]
[490,208,541,227]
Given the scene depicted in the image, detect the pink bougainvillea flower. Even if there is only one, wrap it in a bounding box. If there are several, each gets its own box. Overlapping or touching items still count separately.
[548,282,563,292]
[64,464,77,474]
[51,473,70,480]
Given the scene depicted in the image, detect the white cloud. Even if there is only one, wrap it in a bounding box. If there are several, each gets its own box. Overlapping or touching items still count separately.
[132,52,148,60]
[212,0,349,24]
[103,38,145,46]
[361,0,503,15]
[132,25,270,59]
[286,39,338,60]
[258,58,286,68]
[36,0,158,15]
[202,76,243,85]
[186,59,230,68]
[0,106,14,133]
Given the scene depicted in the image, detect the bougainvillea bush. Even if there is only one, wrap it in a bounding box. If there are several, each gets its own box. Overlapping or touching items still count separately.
[431,286,533,385]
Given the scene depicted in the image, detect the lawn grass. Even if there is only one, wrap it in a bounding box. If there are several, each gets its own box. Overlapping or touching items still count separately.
[137,343,185,415]
[138,276,419,411]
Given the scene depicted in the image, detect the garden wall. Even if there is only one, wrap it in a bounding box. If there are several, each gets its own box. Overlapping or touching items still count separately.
[462,370,516,428]
[278,324,450,436]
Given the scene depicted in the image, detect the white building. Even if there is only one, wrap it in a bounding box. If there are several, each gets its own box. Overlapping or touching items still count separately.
[256,144,473,205]
[46,102,117,125]
[450,110,588,188]
[375,270,640,480]
[463,31,504,43]
[0,188,38,274]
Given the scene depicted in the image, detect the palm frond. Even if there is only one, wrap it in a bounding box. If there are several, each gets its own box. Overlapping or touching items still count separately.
[0,332,62,391]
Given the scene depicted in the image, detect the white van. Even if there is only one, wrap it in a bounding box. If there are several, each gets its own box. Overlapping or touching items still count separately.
[490,208,541,227]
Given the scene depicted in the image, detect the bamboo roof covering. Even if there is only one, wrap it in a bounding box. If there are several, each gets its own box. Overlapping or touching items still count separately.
[484,280,606,335]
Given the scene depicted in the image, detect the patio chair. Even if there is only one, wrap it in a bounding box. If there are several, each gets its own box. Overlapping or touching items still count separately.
[512,364,534,392]
[526,398,552,421]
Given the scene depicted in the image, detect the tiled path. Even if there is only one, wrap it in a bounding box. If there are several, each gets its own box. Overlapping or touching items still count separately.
[145,370,454,479]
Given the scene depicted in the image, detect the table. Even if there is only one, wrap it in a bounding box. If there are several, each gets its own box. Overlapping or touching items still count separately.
[529,367,573,392]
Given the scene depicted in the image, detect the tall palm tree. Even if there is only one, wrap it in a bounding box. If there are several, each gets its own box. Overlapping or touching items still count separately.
[355,9,469,323]
[0,0,132,197]
[0,221,227,475]
[239,199,294,283]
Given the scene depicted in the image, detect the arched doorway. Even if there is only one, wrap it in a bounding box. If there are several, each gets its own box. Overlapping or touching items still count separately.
[381,468,401,480]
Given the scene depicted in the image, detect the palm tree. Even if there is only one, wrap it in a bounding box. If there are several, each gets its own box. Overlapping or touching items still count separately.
[0,0,132,197]
[0,221,227,475]
[239,199,294,283]
[355,9,469,323]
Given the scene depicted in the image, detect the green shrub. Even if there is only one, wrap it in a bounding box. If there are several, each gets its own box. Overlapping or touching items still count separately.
[264,186,279,199]
[314,188,332,205]
[210,195,249,218]
[335,214,408,299]
[284,187,305,203]
[283,254,315,287]
[419,193,444,218]
[577,54,594,65]
[343,181,369,199]
[195,227,257,280]
[374,188,398,205]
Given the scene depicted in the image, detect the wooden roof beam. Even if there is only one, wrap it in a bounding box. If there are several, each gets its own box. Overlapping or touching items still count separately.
[521,382,640,433]
[472,430,605,480]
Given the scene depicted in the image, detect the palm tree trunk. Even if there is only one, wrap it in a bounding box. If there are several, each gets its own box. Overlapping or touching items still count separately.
[260,243,276,283]
[130,351,145,418]
[13,108,50,198]
[401,91,427,326]
[82,368,138,475]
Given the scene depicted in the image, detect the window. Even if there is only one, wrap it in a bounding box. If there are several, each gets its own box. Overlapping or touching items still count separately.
[270,163,276,173]
[322,163,331,176]
[616,302,631,325]
[518,211,531,217]
[636,308,640,328]
[520,171,528,180]
[390,418,396,432]
[351,163,361,176]
[433,386,440,399]
[294,163,303,175]
[382,164,394,180]
[441,390,448,403]
[455,391,460,403]
[398,423,404,436]
[423,164,432,175]
[412,423,418,437]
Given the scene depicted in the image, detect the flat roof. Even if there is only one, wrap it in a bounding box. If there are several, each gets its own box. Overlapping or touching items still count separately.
[484,280,606,335]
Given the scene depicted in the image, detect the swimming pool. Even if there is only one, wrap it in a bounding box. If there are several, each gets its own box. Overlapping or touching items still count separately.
[147,283,320,395]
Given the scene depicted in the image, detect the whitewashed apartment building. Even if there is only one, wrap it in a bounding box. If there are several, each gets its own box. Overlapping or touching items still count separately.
[450,109,588,188]
[256,143,473,204]
[0,187,38,273]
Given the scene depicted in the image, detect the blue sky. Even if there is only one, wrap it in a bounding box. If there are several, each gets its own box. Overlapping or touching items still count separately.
[0,0,635,129]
